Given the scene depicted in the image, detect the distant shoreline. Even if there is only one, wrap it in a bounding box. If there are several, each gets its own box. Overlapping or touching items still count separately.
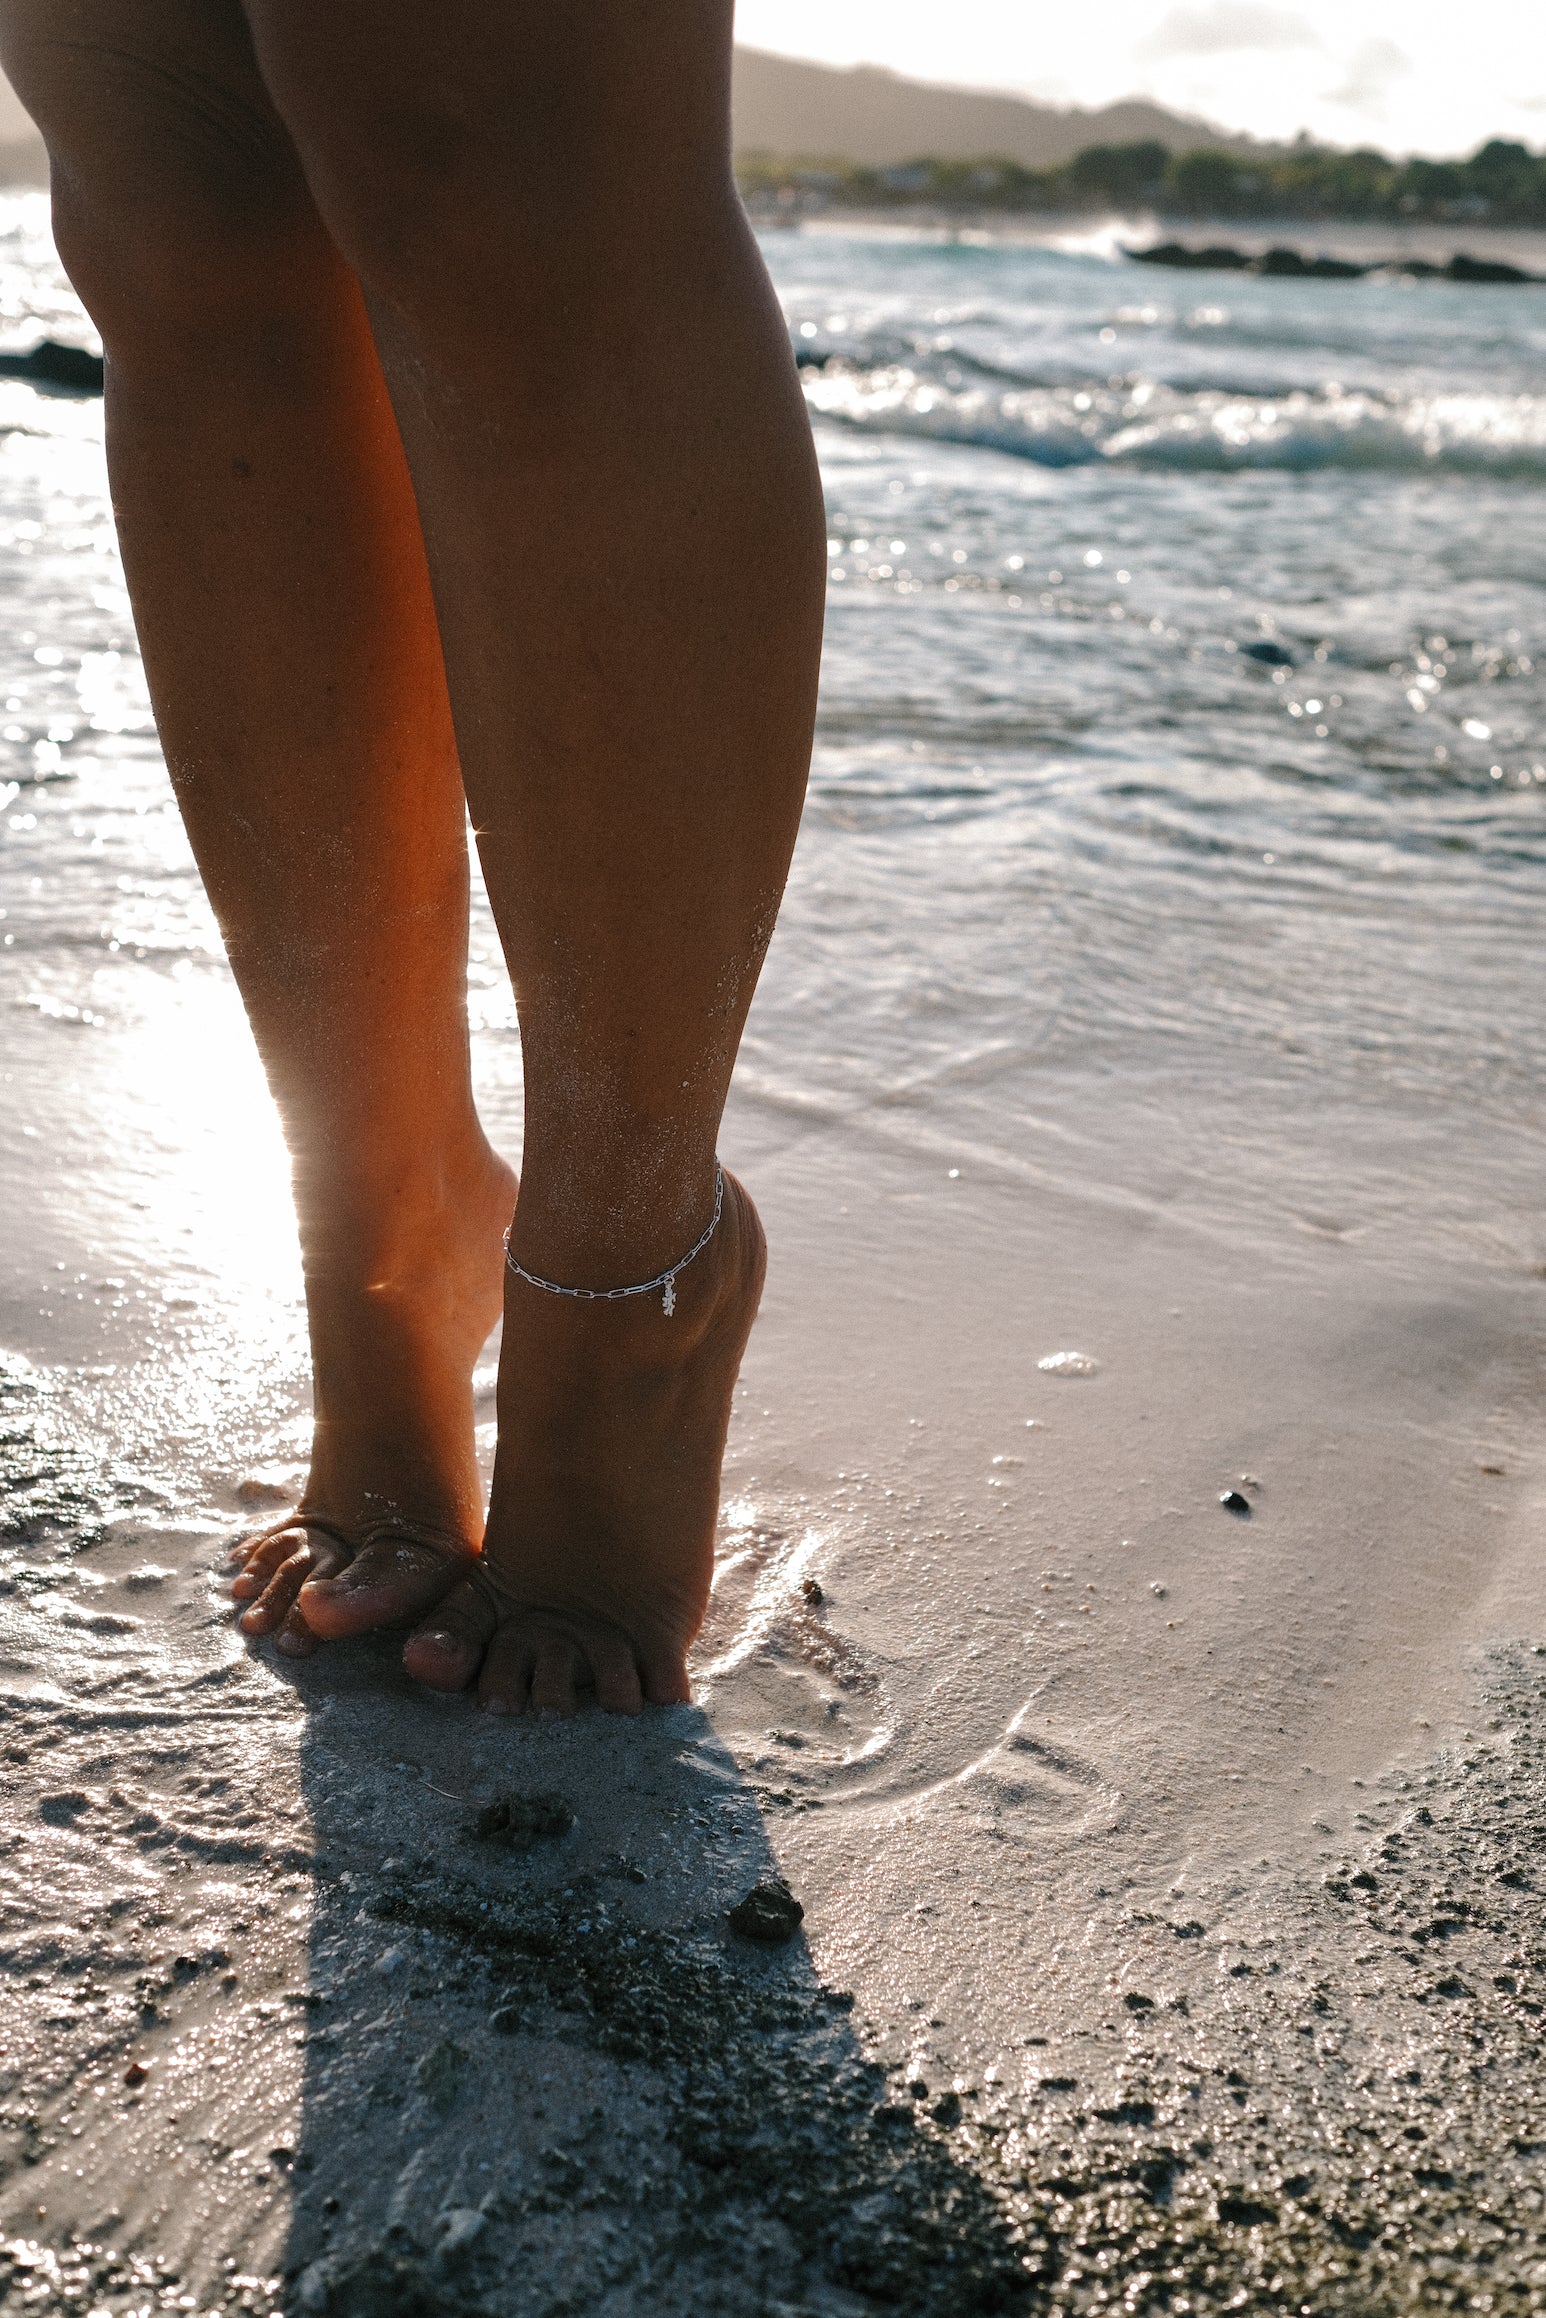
[756,205,1546,275]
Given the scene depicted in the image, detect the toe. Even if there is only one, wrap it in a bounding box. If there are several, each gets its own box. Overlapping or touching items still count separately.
[274,1605,320,1658]
[402,1574,497,1692]
[237,1541,315,1635]
[476,1626,536,1716]
[640,1648,693,1707]
[586,1635,644,1716]
[528,1638,584,1718]
[230,1524,308,1597]
[300,1534,471,1639]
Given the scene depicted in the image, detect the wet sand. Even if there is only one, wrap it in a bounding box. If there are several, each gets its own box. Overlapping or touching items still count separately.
[2,1127,1545,2314]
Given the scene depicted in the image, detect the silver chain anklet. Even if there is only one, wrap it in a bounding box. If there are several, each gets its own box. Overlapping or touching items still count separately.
[503,1161,725,1318]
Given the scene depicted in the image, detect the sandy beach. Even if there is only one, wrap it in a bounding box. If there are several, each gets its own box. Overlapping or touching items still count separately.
[2,192,1546,2311]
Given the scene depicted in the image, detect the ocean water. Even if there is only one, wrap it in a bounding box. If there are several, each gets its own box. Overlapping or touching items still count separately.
[759,223,1546,1261]
[0,195,1543,1508]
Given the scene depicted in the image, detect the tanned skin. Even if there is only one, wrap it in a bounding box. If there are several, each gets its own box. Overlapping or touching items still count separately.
[1,0,825,1712]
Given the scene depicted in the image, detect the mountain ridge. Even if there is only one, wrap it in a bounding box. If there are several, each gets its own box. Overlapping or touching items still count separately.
[729,47,1248,169]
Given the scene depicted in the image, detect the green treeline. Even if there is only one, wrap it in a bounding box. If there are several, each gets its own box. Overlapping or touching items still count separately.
[738,138,1546,225]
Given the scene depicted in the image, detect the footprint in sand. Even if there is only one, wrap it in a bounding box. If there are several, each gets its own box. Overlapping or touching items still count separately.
[691,1521,897,1807]
[694,1518,1117,1837]
[939,1704,1116,1833]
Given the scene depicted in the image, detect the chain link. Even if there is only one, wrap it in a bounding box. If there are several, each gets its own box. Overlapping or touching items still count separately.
[502,1162,725,1317]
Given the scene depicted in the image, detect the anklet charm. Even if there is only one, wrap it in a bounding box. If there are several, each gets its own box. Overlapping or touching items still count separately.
[504,1162,724,1318]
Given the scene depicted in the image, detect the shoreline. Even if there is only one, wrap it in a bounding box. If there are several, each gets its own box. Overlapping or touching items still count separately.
[760,204,1546,271]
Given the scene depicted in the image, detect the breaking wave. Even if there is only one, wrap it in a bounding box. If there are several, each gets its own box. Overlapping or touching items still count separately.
[802,362,1546,477]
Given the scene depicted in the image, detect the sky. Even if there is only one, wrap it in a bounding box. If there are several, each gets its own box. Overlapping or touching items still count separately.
[734,0,1546,158]
[0,6,1541,160]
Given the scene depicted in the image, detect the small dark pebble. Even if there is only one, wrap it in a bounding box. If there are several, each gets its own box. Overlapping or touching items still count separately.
[489,2004,525,2035]
[931,2091,962,2126]
[1241,640,1295,666]
[270,2146,294,2168]
[466,1793,575,1852]
[122,2062,148,2088]
[1123,1991,1155,2011]
[727,1878,804,1944]
[908,2079,929,2099]
[800,1577,824,1604]
[1219,1489,1252,1517]
[322,2197,340,2216]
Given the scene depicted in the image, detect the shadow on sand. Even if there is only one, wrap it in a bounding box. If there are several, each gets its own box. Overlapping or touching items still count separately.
[273,1634,1034,2317]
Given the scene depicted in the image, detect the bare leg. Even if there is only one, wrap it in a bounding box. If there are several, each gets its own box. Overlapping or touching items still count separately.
[244,0,826,1706]
[0,0,517,1650]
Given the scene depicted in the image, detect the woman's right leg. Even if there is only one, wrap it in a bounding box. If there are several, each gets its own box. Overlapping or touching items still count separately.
[0,0,515,1648]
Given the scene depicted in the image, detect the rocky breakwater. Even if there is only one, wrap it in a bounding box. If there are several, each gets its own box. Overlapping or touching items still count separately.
[1126,241,1542,284]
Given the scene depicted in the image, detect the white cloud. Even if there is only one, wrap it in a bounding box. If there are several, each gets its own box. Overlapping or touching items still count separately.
[1325,37,1411,118]
[1136,4,1319,62]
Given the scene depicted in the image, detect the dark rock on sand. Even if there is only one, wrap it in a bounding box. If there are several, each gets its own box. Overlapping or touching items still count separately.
[0,340,104,394]
[728,1877,805,1944]
[464,1793,574,1852]
[1241,640,1295,666]
[1219,1489,1252,1515]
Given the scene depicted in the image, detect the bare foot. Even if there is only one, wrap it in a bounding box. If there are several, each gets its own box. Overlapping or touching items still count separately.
[228,1135,517,1656]
[401,1168,766,1713]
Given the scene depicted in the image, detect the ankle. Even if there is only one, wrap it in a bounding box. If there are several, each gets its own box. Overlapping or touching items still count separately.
[507,1144,724,1289]
[501,1167,763,1373]
[292,1131,513,1291]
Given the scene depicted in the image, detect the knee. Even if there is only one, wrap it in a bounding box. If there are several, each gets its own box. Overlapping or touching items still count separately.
[0,23,336,368]
[247,16,739,345]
